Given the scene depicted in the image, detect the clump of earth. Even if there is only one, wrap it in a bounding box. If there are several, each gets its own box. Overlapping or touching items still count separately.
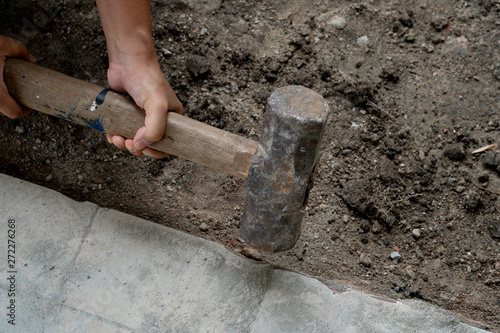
[1,0,499,330]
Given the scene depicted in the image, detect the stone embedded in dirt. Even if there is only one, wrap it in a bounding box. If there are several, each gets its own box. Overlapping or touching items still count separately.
[482,152,500,172]
[356,35,370,48]
[379,62,400,83]
[199,222,209,231]
[359,219,371,233]
[45,174,53,181]
[431,16,448,31]
[412,228,422,239]
[14,126,25,134]
[186,54,211,79]
[241,247,263,261]
[488,220,500,239]
[359,253,372,267]
[372,221,382,234]
[399,12,414,28]
[443,144,466,161]
[464,190,481,211]
[327,15,347,30]
[390,251,401,263]
[91,177,105,184]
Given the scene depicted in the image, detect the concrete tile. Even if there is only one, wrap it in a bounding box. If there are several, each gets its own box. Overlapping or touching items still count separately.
[59,208,273,332]
[0,174,97,332]
[251,269,487,333]
[0,174,489,333]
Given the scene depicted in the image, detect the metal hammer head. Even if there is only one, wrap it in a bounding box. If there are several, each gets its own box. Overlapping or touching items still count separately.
[240,86,330,252]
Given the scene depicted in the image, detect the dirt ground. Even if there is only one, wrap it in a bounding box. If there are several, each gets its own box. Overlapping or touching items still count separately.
[1,0,499,330]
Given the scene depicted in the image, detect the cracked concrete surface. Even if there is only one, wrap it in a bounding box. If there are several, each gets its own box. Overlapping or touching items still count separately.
[0,174,489,332]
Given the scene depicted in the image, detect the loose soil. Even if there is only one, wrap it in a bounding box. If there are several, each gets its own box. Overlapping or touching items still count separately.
[1,0,499,330]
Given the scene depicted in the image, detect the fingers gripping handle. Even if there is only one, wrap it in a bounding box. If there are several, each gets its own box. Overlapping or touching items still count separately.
[3,58,258,179]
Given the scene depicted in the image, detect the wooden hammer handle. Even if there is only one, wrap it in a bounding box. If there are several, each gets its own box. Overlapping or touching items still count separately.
[4,58,257,179]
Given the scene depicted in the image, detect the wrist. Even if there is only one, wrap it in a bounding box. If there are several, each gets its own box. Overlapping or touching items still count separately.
[106,30,157,67]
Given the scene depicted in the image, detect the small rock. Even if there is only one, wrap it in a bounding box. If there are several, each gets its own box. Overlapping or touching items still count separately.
[199,222,209,231]
[408,285,420,296]
[379,62,400,82]
[431,16,448,31]
[328,15,347,30]
[482,152,500,171]
[161,47,172,56]
[35,138,42,144]
[241,248,263,261]
[412,228,422,238]
[404,31,416,43]
[186,54,211,79]
[359,253,372,267]
[15,126,25,134]
[464,190,481,211]
[405,267,416,280]
[391,251,402,263]
[77,175,84,182]
[443,144,466,161]
[91,177,106,184]
[356,35,369,48]
[372,221,382,234]
[45,174,53,181]
[489,220,500,239]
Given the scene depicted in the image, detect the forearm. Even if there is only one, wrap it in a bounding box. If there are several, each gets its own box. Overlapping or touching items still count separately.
[95,0,156,65]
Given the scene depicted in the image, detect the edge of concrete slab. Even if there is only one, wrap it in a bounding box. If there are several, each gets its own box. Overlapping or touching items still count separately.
[0,174,491,332]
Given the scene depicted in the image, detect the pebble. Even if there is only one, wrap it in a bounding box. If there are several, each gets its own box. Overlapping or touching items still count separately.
[199,222,209,231]
[161,47,172,56]
[489,220,500,239]
[77,175,84,182]
[464,190,481,211]
[443,145,466,161]
[412,228,422,238]
[45,174,53,181]
[405,267,416,280]
[186,54,211,79]
[241,248,263,261]
[328,16,347,30]
[359,253,372,267]
[390,251,401,263]
[15,126,25,134]
[356,35,369,48]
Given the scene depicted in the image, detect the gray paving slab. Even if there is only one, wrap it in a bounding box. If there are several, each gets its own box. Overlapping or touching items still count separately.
[0,173,489,332]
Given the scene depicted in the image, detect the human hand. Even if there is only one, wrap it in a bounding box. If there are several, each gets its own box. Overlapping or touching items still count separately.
[105,56,183,159]
[0,35,36,118]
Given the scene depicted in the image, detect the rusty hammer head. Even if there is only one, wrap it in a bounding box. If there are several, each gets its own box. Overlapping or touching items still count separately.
[240,86,330,252]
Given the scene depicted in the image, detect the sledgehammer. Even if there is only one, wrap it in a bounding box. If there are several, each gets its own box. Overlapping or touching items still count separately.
[4,58,330,252]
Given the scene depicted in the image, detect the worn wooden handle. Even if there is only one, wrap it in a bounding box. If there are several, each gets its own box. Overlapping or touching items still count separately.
[4,58,257,179]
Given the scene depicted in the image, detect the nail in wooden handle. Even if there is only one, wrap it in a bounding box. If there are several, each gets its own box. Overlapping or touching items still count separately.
[4,58,257,179]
